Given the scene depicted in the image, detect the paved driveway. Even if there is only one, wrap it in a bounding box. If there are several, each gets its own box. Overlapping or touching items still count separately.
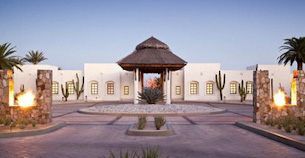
[0,102,304,158]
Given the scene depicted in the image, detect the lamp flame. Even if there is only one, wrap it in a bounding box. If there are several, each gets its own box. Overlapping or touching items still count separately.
[274,90,286,107]
[17,91,35,107]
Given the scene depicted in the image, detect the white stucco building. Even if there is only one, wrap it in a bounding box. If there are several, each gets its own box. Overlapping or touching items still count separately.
[13,63,291,103]
[12,37,292,103]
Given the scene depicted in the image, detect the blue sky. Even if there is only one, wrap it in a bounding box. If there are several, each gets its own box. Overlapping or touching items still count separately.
[1,0,304,70]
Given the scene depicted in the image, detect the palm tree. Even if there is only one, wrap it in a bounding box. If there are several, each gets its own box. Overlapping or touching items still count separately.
[24,50,47,65]
[278,37,305,70]
[0,43,23,71]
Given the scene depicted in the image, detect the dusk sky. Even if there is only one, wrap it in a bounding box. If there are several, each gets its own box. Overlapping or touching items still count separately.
[1,0,304,70]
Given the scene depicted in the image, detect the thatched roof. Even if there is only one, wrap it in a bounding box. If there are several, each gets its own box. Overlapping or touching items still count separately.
[117,37,187,72]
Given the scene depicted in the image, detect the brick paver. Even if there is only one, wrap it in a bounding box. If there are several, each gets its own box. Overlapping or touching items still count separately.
[0,102,304,158]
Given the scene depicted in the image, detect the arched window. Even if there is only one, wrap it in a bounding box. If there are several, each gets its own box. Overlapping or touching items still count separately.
[246,81,253,94]
[90,81,98,95]
[190,81,199,95]
[107,82,115,95]
[67,82,74,94]
[230,81,238,94]
[206,81,214,95]
[52,81,59,94]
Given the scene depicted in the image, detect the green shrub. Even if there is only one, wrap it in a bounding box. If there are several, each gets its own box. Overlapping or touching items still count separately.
[31,120,37,127]
[283,117,292,133]
[4,118,12,126]
[137,115,147,130]
[296,120,305,136]
[154,116,166,130]
[107,146,164,158]
[138,88,165,104]
[0,117,4,124]
[141,146,160,158]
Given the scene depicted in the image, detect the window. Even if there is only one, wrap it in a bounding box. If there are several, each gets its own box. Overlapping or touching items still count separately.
[91,83,98,95]
[230,82,237,94]
[206,82,213,95]
[52,82,59,94]
[246,81,253,94]
[190,82,198,94]
[176,86,181,95]
[107,82,114,94]
[124,86,129,95]
[68,82,74,94]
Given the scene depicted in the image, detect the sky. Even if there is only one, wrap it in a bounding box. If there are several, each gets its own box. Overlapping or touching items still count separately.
[1,0,305,70]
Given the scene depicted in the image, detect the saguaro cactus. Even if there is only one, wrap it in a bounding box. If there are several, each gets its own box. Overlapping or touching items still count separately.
[215,71,226,100]
[238,80,247,102]
[72,73,84,100]
[61,82,69,101]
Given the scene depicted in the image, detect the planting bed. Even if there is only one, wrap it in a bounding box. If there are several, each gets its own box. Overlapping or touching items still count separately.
[127,122,173,136]
[79,104,226,116]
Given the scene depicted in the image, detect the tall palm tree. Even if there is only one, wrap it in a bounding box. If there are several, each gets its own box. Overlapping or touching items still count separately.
[278,37,305,70]
[0,43,23,71]
[24,50,47,65]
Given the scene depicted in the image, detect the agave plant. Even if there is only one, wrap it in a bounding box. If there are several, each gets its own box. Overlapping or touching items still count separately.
[138,88,165,104]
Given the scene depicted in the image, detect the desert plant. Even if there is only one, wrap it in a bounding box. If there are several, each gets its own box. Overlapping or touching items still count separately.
[23,50,47,65]
[215,71,226,100]
[283,117,292,133]
[4,118,12,126]
[278,37,305,70]
[141,146,160,158]
[154,116,166,130]
[61,82,69,101]
[107,146,164,158]
[138,88,165,104]
[72,73,84,100]
[31,120,37,127]
[108,149,139,158]
[0,117,4,124]
[137,115,147,130]
[296,119,305,136]
[19,123,26,129]
[238,80,247,102]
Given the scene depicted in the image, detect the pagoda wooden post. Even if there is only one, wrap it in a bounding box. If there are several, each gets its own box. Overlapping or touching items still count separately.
[166,68,171,104]
[134,68,139,104]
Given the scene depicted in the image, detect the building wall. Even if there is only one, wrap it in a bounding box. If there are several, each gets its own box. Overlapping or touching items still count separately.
[84,63,122,101]
[13,63,292,102]
[184,63,221,101]
[53,70,84,101]
[14,65,84,101]
[171,69,184,101]
[221,70,253,101]
[247,64,291,97]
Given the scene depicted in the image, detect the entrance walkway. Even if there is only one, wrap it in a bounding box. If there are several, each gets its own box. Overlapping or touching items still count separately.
[0,102,304,158]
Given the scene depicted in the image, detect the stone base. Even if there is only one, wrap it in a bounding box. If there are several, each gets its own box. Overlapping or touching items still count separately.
[0,122,66,138]
[127,122,173,136]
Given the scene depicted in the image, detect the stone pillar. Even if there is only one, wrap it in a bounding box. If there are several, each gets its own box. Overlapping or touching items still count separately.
[0,70,10,118]
[253,70,270,123]
[166,68,171,104]
[134,68,139,104]
[36,70,53,123]
[296,70,305,107]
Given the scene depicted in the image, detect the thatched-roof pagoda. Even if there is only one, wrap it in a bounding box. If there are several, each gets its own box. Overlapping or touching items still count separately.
[117,37,187,73]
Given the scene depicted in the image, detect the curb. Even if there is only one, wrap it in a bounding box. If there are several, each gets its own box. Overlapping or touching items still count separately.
[235,121,305,151]
[78,109,227,116]
[126,122,173,136]
[0,122,66,138]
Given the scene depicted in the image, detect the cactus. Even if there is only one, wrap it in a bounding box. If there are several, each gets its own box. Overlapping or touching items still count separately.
[238,80,247,102]
[72,73,84,100]
[137,115,147,130]
[61,82,69,101]
[215,71,226,100]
